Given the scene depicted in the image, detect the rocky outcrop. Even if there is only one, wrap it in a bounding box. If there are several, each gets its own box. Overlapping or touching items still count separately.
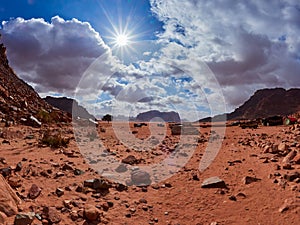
[200,88,300,121]
[44,96,95,120]
[0,38,70,126]
[136,110,180,122]
[0,175,21,217]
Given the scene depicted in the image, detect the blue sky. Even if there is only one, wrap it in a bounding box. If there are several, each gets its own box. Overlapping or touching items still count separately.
[0,0,163,41]
[0,0,300,120]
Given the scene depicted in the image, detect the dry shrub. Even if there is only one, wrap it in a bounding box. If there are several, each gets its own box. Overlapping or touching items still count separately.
[41,129,69,148]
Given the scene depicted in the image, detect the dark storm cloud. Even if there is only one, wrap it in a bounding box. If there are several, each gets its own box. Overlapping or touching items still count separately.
[150,0,300,110]
[0,16,110,95]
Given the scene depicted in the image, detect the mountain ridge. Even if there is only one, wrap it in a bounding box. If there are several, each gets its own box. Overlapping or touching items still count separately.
[199,87,300,122]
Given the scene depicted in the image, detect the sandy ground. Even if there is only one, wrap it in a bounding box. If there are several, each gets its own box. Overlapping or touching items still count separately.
[0,122,299,225]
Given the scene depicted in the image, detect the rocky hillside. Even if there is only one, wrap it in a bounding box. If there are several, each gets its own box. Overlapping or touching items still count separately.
[200,88,300,121]
[228,88,300,120]
[44,96,95,120]
[0,39,69,126]
[136,110,180,122]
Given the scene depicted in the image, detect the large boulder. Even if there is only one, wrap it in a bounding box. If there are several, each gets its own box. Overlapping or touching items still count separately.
[0,175,21,217]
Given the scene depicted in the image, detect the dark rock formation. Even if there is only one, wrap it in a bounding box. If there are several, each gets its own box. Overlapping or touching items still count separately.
[199,88,300,121]
[44,96,95,120]
[136,110,180,122]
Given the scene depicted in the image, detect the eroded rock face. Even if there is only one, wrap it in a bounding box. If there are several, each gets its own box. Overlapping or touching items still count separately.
[0,175,21,217]
[0,41,70,126]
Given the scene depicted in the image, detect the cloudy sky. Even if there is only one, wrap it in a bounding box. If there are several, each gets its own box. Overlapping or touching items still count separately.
[0,0,299,120]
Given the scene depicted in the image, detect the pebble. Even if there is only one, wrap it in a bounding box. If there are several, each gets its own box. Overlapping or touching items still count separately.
[28,184,41,199]
[201,177,227,188]
[84,204,100,221]
[14,212,35,225]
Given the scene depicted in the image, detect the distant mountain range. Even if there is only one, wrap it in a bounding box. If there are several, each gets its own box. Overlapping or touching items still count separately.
[135,110,180,122]
[44,96,95,120]
[199,88,300,122]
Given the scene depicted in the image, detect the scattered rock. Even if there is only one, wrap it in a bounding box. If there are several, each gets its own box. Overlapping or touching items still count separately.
[283,172,300,182]
[278,143,288,151]
[131,170,152,186]
[282,163,292,170]
[115,164,128,173]
[8,177,22,188]
[28,184,41,199]
[282,150,297,164]
[43,207,61,224]
[14,212,35,225]
[74,169,85,176]
[201,177,227,188]
[242,176,261,185]
[279,198,300,213]
[0,167,12,177]
[122,155,139,165]
[84,178,111,190]
[15,162,22,172]
[236,192,247,198]
[0,212,7,224]
[55,188,64,197]
[0,174,21,217]
[293,153,300,164]
[84,204,100,221]
[229,195,237,201]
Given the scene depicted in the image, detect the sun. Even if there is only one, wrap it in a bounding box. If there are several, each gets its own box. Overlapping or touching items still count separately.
[115,34,129,47]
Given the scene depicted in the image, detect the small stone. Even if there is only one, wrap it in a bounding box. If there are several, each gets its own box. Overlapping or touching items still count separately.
[236,192,247,198]
[0,212,7,224]
[282,163,292,170]
[278,143,288,151]
[283,172,300,182]
[43,207,61,224]
[28,184,41,199]
[101,202,109,211]
[293,153,300,164]
[229,195,237,201]
[201,177,227,188]
[74,169,85,176]
[122,155,139,165]
[14,212,35,225]
[8,177,22,188]
[84,204,100,221]
[116,183,127,192]
[242,176,261,185]
[55,188,64,197]
[115,164,128,173]
[84,178,111,190]
[1,167,12,177]
[279,198,300,213]
[131,170,152,186]
[139,198,147,204]
[70,211,78,221]
[142,205,148,211]
[282,150,297,164]
[15,162,22,172]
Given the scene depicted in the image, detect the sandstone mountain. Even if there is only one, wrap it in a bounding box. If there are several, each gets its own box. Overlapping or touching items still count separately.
[200,88,300,122]
[44,96,95,120]
[136,110,180,122]
[0,39,69,125]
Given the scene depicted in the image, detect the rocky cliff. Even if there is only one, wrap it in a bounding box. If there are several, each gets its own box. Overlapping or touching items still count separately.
[0,39,69,126]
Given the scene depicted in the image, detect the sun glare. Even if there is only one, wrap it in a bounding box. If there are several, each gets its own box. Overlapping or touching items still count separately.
[115,34,129,47]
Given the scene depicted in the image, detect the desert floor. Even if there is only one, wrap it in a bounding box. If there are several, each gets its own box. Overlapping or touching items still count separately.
[1,122,299,225]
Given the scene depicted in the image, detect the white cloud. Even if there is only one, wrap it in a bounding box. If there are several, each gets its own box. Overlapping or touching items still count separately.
[150,0,300,111]
[1,16,111,95]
